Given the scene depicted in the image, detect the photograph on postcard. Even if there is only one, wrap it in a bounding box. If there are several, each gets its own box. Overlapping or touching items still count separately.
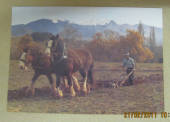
[8,7,163,114]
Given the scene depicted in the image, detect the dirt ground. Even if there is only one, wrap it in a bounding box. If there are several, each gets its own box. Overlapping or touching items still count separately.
[7,60,164,114]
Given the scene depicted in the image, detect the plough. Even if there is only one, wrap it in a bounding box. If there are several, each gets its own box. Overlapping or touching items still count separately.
[112,70,134,88]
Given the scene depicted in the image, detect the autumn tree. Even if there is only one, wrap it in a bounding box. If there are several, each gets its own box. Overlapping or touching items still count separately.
[88,32,105,60]
[58,25,83,48]
[124,30,154,62]
[18,34,44,55]
[10,37,21,60]
[10,34,35,59]
[59,25,82,47]
[148,26,163,62]
[138,21,148,47]
[104,29,119,41]
[87,30,154,62]
[87,32,109,61]
[138,21,145,38]
[149,26,156,52]
[18,34,34,51]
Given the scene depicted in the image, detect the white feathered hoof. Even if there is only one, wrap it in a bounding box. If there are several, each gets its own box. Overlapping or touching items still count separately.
[70,87,76,97]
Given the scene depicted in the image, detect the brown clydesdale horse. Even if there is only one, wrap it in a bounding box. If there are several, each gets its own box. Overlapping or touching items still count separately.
[19,45,95,98]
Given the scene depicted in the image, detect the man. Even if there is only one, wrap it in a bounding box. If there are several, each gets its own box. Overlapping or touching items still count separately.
[122,52,135,85]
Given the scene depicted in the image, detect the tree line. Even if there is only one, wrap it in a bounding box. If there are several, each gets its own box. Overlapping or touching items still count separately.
[10,23,163,63]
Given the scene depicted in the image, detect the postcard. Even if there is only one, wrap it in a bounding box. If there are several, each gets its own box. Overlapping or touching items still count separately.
[7,7,164,116]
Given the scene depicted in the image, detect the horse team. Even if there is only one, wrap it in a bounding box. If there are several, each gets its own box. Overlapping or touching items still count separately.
[19,35,95,98]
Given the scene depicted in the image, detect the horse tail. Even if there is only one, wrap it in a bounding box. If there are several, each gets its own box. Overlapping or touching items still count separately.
[88,61,95,89]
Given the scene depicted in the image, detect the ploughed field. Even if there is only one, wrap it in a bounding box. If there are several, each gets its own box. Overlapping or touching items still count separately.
[7,60,164,114]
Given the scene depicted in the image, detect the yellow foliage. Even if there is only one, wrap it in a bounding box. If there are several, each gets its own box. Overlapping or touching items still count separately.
[87,30,154,62]
[125,30,154,62]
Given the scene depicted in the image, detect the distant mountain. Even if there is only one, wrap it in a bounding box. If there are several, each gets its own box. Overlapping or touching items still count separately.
[11,19,163,45]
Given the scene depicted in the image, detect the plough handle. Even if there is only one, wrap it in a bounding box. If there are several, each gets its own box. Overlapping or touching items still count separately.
[120,70,134,86]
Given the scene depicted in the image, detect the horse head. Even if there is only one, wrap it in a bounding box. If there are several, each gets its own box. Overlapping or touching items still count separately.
[51,34,64,58]
[51,35,59,51]
[19,49,33,71]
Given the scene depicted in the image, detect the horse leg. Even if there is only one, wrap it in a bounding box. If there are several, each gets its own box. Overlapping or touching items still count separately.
[72,75,80,93]
[26,72,39,96]
[60,76,69,93]
[46,74,57,97]
[56,75,63,98]
[67,74,76,97]
[63,76,69,89]
[87,65,95,93]
[80,70,88,95]
[83,74,88,95]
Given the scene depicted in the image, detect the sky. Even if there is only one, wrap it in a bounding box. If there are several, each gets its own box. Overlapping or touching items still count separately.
[12,7,163,28]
